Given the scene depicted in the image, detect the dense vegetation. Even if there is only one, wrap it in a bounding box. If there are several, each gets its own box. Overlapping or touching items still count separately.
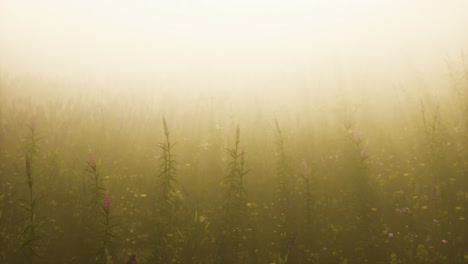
[0,59,467,264]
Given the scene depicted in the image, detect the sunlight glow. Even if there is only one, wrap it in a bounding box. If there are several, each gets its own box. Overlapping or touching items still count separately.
[0,0,467,96]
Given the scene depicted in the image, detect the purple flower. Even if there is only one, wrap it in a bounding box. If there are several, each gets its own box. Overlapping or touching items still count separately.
[25,156,32,177]
[302,160,311,180]
[360,147,368,159]
[287,232,298,249]
[28,117,37,130]
[344,116,353,129]
[127,254,137,264]
[431,188,437,200]
[103,195,112,209]
[88,155,97,169]
[353,132,362,143]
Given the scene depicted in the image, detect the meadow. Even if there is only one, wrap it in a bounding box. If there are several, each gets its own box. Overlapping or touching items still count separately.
[0,59,467,264]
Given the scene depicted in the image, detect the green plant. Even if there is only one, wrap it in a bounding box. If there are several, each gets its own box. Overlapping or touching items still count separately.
[153,116,180,263]
[87,156,104,209]
[274,120,291,259]
[18,119,43,263]
[95,194,117,263]
[217,124,249,263]
[158,116,178,217]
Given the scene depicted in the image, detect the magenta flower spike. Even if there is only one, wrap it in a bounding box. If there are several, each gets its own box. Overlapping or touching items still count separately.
[103,194,112,209]
[25,156,32,177]
[302,160,311,180]
[344,116,353,129]
[88,155,97,168]
[360,147,368,159]
[353,131,362,143]
[30,117,37,130]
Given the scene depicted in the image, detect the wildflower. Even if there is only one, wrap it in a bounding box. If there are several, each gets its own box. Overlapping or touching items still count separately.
[441,239,448,244]
[88,155,97,169]
[287,232,298,249]
[388,232,394,238]
[103,195,112,209]
[431,188,437,200]
[360,147,368,159]
[302,160,311,180]
[344,116,353,129]
[25,156,32,177]
[395,208,402,213]
[353,131,362,143]
[127,254,137,264]
[30,117,37,130]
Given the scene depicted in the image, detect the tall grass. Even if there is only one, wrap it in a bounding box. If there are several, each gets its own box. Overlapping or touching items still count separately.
[0,59,466,263]
[18,119,43,263]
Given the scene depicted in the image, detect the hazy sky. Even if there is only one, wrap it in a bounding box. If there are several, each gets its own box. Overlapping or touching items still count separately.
[1,0,467,95]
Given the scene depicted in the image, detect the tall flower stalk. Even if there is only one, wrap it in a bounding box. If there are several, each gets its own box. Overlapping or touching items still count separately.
[218,124,249,263]
[99,194,116,262]
[274,120,290,259]
[153,116,179,263]
[343,113,380,262]
[302,160,312,224]
[19,119,42,263]
[158,116,178,217]
[223,125,248,215]
[87,155,104,209]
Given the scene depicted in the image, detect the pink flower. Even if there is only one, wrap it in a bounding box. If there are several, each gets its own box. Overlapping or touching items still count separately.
[302,160,311,180]
[360,147,368,159]
[88,155,97,168]
[344,116,353,129]
[441,239,448,244]
[30,117,37,130]
[353,132,362,143]
[25,156,32,177]
[103,195,112,209]
[127,254,137,264]
[388,232,394,238]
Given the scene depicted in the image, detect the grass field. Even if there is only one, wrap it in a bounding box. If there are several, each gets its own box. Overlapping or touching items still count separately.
[0,57,467,263]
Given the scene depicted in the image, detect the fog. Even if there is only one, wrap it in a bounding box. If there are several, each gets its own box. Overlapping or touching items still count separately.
[1,0,467,100]
[0,2,467,263]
